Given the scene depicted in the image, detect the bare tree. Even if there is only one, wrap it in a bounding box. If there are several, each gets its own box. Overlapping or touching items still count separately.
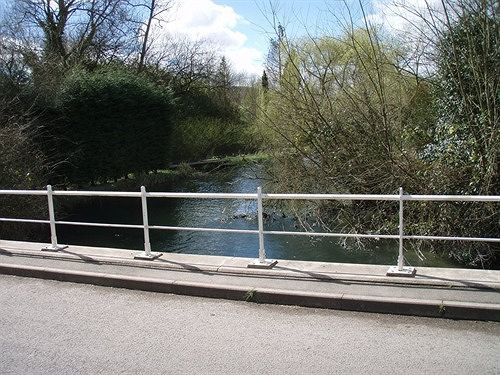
[145,37,219,91]
[3,0,137,68]
[129,0,173,72]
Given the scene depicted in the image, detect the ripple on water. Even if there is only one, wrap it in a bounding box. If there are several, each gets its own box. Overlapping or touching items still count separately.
[57,165,460,268]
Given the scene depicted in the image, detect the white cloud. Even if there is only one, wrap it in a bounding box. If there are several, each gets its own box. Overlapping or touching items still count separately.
[366,0,443,76]
[367,0,442,33]
[152,0,263,76]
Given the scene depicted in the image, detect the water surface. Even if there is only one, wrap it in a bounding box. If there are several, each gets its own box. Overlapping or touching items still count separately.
[57,165,459,268]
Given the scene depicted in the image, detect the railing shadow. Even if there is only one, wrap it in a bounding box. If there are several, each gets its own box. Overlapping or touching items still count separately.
[59,249,100,264]
[0,248,13,256]
[59,249,213,275]
[273,264,350,285]
[156,258,212,275]
[275,263,499,291]
[415,274,499,291]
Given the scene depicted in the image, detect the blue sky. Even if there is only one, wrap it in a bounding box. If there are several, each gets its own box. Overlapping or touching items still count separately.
[0,0,422,76]
[226,0,333,60]
[158,0,408,76]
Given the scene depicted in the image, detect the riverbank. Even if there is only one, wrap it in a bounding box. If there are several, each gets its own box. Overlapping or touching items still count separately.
[168,152,270,170]
[82,152,271,192]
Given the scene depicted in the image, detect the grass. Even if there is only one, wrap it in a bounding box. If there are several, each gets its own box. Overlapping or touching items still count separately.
[244,289,257,302]
[438,303,446,315]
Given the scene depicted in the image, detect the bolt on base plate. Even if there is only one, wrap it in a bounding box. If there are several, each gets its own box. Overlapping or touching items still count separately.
[386,266,416,277]
[41,245,68,252]
[247,259,278,269]
[133,252,163,260]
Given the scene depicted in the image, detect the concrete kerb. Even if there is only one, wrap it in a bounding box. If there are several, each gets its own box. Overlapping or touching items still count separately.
[1,241,499,290]
[1,263,499,321]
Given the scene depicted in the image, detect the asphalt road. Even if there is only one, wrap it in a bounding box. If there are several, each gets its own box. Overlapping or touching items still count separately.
[0,275,499,375]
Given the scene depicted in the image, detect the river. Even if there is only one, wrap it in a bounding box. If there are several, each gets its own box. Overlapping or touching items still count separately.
[56,164,459,268]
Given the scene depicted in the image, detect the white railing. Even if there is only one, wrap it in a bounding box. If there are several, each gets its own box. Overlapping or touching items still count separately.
[0,186,499,275]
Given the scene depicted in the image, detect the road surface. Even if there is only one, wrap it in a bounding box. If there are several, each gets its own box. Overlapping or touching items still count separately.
[0,275,499,374]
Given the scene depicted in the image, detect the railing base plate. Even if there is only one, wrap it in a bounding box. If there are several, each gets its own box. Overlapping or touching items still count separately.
[134,252,163,260]
[41,245,68,252]
[247,259,278,269]
[386,266,416,277]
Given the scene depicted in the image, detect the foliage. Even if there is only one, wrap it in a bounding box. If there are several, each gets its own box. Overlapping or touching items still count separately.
[0,0,256,242]
[429,0,498,195]
[0,101,46,189]
[1,0,497,267]
[0,99,48,239]
[170,116,252,162]
[6,0,137,69]
[421,0,499,266]
[262,30,431,193]
[258,6,499,267]
[46,67,174,185]
[0,0,255,186]
[169,58,257,162]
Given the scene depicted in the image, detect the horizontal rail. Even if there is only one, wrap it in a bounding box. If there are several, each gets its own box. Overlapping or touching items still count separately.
[264,193,399,201]
[146,192,257,199]
[1,190,499,202]
[265,230,500,245]
[0,190,257,199]
[264,230,399,239]
[150,225,259,234]
[1,190,257,200]
[54,191,141,197]
[5,216,498,244]
[265,193,500,202]
[0,218,50,224]
[404,195,500,202]
[53,191,257,199]
[55,221,143,229]
[0,190,47,196]
[404,235,500,243]
[50,221,259,234]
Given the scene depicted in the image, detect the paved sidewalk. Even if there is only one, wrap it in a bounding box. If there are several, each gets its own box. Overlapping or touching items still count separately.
[1,240,499,320]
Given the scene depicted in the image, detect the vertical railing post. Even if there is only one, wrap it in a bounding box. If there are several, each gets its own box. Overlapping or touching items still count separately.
[41,185,67,251]
[387,187,415,276]
[134,186,162,260]
[398,186,404,271]
[142,185,152,256]
[257,186,266,263]
[248,186,277,269]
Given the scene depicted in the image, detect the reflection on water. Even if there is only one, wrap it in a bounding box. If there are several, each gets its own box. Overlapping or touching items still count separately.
[57,165,459,268]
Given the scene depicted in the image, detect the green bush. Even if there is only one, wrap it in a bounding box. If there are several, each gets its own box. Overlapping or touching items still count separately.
[170,116,253,162]
[47,67,174,185]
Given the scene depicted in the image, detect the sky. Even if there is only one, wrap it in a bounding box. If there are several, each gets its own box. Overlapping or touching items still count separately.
[0,0,432,77]
[159,0,368,75]
[157,0,409,77]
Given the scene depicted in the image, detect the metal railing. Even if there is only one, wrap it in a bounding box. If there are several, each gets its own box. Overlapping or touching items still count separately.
[0,186,499,275]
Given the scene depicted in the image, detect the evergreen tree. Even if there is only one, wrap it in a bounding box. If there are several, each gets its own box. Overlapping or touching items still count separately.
[214,56,233,114]
[261,70,269,91]
[266,24,285,86]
